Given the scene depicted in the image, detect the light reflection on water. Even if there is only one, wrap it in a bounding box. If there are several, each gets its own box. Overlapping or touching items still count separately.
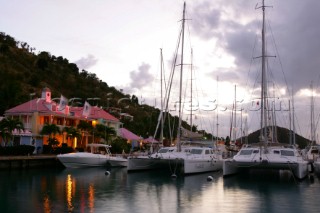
[1,168,320,213]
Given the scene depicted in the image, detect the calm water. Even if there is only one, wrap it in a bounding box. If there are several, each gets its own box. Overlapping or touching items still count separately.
[1,167,320,213]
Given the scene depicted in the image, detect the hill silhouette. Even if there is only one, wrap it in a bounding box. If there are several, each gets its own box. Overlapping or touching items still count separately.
[0,32,311,148]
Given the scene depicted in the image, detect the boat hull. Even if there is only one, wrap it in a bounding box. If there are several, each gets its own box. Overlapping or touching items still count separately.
[223,158,308,179]
[314,161,320,174]
[127,157,184,173]
[223,159,239,176]
[57,153,108,168]
[128,156,222,175]
[108,157,128,167]
[184,158,222,174]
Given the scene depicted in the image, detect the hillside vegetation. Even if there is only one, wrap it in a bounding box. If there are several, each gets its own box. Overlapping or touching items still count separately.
[0,32,204,140]
[0,32,311,148]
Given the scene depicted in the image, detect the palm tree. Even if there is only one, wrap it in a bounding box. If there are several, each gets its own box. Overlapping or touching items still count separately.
[105,126,116,144]
[77,120,93,146]
[40,123,61,147]
[95,124,116,144]
[62,126,81,145]
[0,117,24,146]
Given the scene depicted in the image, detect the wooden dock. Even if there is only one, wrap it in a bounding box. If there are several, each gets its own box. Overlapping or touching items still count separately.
[0,155,64,169]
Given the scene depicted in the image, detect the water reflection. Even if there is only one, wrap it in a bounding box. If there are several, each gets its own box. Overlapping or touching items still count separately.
[66,174,73,212]
[124,170,223,213]
[58,168,108,212]
[43,193,51,213]
[222,172,320,213]
[1,168,320,213]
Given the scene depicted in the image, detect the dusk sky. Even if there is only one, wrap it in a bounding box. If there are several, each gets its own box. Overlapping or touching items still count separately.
[1,0,320,141]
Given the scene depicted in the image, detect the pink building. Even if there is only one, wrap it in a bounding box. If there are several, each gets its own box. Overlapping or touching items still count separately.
[4,87,122,151]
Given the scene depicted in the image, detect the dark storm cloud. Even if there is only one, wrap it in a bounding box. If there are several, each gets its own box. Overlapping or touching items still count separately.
[272,0,320,92]
[189,0,320,93]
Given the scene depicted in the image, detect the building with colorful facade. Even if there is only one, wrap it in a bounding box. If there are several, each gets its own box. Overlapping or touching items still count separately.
[3,87,122,152]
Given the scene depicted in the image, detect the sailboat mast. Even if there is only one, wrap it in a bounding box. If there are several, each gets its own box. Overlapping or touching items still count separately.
[177,1,186,152]
[216,76,219,141]
[289,99,292,144]
[310,82,315,145]
[234,85,237,143]
[260,0,268,142]
[160,48,164,146]
[292,89,296,145]
[190,48,193,131]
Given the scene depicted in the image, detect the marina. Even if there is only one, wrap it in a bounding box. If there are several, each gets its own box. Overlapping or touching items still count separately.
[1,0,320,212]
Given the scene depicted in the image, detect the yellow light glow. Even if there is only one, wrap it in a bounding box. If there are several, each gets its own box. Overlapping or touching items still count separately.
[88,184,95,212]
[66,174,74,212]
[92,120,97,127]
[74,137,77,148]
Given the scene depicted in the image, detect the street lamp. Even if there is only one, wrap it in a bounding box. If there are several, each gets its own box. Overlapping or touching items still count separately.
[92,120,97,143]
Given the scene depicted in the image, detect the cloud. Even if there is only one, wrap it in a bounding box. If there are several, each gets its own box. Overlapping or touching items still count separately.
[74,54,98,70]
[189,0,320,95]
[183,0,320,138]
[129,63,154,90]
[188,1,222,40]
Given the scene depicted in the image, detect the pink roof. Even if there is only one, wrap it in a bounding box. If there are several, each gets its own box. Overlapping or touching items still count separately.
[119,128,141,140]
[143,136,159,143]
[84,106,119,122]
[5,99,119,123]
[5,98,55,114]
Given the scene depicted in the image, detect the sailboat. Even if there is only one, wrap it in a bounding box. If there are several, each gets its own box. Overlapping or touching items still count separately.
[127,2,222,175]
[303,83,320,162]
[308,83,320,174]
[223,0,308,179]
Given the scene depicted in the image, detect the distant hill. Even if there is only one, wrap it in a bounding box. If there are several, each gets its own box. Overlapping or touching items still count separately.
[0,32,311,147]
[244,126,310,149]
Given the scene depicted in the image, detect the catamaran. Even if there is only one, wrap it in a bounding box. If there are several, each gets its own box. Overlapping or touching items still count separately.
[223,0,308,180]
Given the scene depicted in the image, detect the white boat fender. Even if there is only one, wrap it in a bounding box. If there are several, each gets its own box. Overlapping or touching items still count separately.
[105,171,111,176]
[171,174,177,179]
[207,176,214,182]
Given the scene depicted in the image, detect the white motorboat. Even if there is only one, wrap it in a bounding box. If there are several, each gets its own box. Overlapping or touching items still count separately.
[223,0,308,180]
[57,143,127,168]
